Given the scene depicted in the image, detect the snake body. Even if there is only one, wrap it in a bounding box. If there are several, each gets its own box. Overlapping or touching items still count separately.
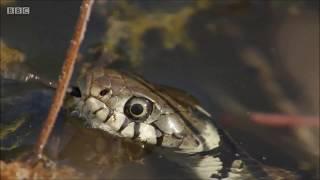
[68,68,297,180]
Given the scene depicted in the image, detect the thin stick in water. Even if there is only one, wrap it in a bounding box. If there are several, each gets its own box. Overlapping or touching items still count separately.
[34,0,95,158]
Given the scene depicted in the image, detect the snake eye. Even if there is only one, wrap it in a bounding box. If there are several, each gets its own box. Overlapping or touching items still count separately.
[124,97,153,120]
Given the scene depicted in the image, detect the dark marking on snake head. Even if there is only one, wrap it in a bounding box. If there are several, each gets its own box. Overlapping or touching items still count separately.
[132,123,140,139]
[156,136,164,146]
[103,110,113,123]
[118,119,130,132]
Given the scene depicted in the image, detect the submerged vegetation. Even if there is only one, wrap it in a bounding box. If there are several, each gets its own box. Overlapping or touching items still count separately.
[0,41,25,73]
[104,0,212,65]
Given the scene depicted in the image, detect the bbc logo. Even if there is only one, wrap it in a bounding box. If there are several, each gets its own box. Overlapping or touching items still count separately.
[6,7,30,15]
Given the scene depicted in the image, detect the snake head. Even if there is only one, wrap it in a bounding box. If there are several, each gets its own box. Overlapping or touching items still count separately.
[68,68,220,153]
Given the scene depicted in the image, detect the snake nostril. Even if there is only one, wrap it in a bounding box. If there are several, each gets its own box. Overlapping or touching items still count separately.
[70,86,81,97]
[99,88,110,96]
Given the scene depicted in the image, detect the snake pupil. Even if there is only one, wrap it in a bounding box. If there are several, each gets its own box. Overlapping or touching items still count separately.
[130,104,144,116]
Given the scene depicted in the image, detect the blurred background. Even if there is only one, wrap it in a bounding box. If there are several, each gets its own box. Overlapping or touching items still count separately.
[1,0,319,179]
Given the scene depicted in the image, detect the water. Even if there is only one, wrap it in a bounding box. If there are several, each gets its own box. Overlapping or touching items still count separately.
[1,1,319,179]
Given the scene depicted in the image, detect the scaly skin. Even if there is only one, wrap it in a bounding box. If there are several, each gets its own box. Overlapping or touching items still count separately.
[67,67,298,180]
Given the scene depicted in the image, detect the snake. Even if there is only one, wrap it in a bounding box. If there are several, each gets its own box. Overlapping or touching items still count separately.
[65,67,297,180]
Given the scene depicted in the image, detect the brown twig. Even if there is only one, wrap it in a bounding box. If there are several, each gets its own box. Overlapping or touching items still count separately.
[34,0,95,158]
[240,47,320,159]
[249,112,320,128]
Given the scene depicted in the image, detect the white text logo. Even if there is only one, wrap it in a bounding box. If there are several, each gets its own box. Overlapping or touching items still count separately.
[6,7,30,15]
